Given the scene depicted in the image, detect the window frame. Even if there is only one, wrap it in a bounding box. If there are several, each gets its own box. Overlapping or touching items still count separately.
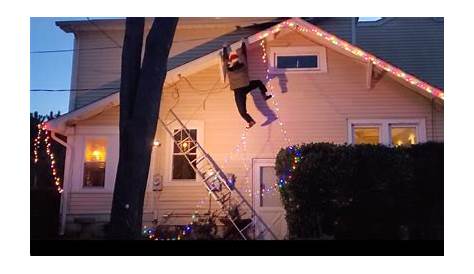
[348,119,426,146]
[166,120,204,186]
[80,136,110,191]
[268,46,327,74]
[351,124,382,145]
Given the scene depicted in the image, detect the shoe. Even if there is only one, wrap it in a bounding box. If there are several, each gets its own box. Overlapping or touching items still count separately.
[261,116,277,127]
[264,94,273,101]
[246,120,256,129]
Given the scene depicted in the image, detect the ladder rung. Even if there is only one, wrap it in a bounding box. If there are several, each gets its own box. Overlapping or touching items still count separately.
[166,119,177,126]
[238,220,255,233]
[192,155,206,165]
[203,171,218,182]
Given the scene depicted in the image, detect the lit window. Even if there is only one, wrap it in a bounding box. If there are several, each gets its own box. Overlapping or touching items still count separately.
[172,129,197,180]
[276,55,318,69]
[353,127,380,144]
[83,138,107,187]
[391,126,417,147]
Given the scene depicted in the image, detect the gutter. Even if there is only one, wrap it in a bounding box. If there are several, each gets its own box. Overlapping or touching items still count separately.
[51,129,75,235]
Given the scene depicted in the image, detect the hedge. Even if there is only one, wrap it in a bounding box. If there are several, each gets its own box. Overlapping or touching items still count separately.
[275,142,443,240]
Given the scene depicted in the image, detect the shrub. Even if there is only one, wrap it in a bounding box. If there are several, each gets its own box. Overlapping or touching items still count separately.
[275,142,443,240]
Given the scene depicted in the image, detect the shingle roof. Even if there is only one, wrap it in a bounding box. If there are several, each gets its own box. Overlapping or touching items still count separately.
[167,21,279,70]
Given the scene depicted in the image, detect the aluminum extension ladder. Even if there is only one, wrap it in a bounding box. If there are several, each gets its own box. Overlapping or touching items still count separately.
[159,110,277,240]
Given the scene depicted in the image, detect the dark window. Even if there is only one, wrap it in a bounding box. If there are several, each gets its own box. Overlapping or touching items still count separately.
[276,55,318,69]
[172,129,197,180]
[83,162,106,187]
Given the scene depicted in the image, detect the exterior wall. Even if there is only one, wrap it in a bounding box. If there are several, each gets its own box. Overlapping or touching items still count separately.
[69,19,267,110]
[63,30,444,235]
[356,17,444,89]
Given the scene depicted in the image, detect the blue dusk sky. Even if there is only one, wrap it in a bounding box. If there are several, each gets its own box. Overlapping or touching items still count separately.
[30,17,381,116]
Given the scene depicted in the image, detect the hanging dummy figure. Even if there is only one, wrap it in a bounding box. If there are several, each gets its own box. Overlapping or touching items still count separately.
[222,38,272,129]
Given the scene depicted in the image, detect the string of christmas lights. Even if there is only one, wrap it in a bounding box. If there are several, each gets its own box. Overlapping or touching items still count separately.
[33,123,63,193]
[278,145,303,188]
[257,19,444,100]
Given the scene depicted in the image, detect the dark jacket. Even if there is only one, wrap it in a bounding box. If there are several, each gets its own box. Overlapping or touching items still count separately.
[223,42,250,90]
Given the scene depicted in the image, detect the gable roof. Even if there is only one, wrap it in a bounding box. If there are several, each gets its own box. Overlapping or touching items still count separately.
[46,17,444,133]
[356,17,444,90]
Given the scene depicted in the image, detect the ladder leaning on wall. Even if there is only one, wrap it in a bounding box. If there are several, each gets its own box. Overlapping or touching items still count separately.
[159,109,277,240]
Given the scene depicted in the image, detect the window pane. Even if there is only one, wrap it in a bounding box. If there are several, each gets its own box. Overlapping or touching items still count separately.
[173,129,197,153]
[277,55,318,69]
[260,166,282,207]
[172,155,196,180]
[83,162,105,187]
[391,127,417,146]
[83,138,107,187]
[353,127,380,144]
[84,138,107,162]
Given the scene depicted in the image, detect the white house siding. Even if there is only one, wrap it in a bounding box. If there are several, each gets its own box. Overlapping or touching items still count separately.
[71,20,259,109]
[65,30,443,232]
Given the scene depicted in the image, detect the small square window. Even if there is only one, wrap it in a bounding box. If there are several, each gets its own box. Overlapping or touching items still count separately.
[276,55,318,69]
[391,126,417,147]
[83,138,107,187]
[353,127,380,144]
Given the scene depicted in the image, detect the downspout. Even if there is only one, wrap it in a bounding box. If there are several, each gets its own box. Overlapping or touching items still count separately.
[51,128,75,235]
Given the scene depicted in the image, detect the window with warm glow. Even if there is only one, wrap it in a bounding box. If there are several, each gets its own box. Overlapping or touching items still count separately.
[172,129,197,180]
[391,126,417,147]
[83,138,107,187]
[353,127,380,144]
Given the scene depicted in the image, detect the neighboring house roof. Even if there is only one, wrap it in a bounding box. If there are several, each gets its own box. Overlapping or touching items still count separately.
[46,17,444,133]
[356,17,444,90]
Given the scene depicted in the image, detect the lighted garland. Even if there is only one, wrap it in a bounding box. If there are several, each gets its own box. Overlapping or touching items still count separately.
[278,145,303,188]
[257,19,444,100]
[33,122,63,193]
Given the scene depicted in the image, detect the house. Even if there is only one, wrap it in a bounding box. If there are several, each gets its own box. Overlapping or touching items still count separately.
[45,17,444,239]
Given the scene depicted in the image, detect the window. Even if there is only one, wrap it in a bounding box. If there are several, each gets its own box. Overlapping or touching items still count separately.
[353,127,380,144]
[348,119,426,146]
[276,55,318,69]
[83,138,107,187]
[259,166,282,208]
[172,129,197,180]
[268,46,327,74]
[390,126,417,147]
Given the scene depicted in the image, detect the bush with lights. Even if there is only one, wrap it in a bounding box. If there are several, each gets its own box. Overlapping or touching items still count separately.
[276,142,443,240]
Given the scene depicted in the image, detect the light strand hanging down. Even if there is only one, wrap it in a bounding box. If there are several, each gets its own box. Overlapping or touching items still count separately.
[34,123,63,193]
[257,19,444,100]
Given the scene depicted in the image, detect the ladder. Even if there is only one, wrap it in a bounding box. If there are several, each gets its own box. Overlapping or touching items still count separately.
[159,110,277,240]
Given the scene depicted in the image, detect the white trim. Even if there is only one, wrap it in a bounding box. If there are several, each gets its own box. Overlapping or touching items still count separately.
[252,158,287,240]
[164,120,204,186]
[73,135,117,193]
[347,118,427,146]
[252,158,283,211]
[268,46,327,74]
[75,126,119,135]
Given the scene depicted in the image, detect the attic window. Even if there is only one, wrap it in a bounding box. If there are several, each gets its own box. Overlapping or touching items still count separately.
[276,55,318,69]
[268,46,327,74]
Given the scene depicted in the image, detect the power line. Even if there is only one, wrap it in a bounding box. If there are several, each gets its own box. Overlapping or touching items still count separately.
[31,46,121,54]
[30,87,119,92]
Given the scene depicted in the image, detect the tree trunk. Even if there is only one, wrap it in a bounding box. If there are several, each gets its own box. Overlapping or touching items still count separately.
[108,17,178,239]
